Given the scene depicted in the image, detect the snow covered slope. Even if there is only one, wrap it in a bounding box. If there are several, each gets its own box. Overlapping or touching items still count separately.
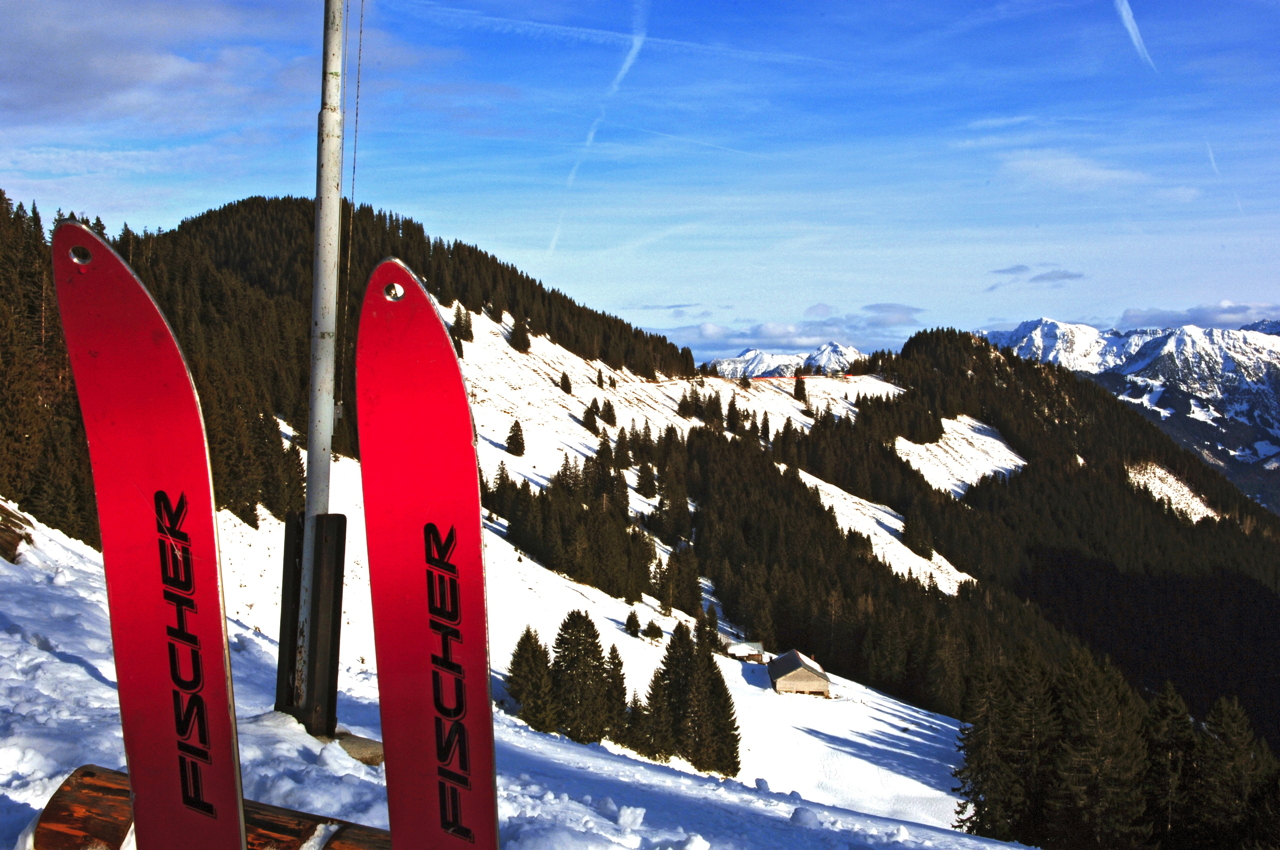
[0,304,1040,848]
[1,493,1014,850]
[794,470,974,595]
[984,317,1280,511]
[895,417,1028,499]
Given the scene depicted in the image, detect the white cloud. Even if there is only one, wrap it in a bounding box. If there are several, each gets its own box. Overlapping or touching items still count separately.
[1001,150,1148,190]
[1117,301,1280,330]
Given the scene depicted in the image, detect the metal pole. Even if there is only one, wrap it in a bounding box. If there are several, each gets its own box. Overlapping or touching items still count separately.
[295,0,345,720]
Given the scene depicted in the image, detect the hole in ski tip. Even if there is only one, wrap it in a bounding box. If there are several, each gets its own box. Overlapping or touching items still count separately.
[383,282,405,301]
[69,245,92,265]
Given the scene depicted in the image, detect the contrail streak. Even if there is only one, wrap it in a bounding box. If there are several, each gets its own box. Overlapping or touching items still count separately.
[1113,0,1156,70]
[549,0,649,253]
[1206,142,1220,176]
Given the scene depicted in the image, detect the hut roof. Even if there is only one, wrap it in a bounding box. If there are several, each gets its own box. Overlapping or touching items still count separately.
[766,649,828,682]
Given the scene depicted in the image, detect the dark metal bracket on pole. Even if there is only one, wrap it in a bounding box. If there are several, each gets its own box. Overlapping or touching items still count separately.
[276,512,347,738]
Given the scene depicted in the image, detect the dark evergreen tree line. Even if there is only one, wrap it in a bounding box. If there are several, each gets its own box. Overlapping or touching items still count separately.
[507,611,739,776]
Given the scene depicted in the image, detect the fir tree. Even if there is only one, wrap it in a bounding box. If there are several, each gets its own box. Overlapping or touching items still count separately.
[636,463,657,498]
[699,648,741,776]
[1144,681,1196,850]
[1047,650,1150,849]
[1188,696,1275,849]
[559,371,572,394]
[582,403,599,434]
[624,610,641,637]
[642,620,663,641]
[614,428,632,469]
[551,610,608,743]
[506,420,526,456]
[509,312,531,352]
[793,374,806,402]
[603,645,629,742]
[508,627,557,732]
[452,304,473,341]
[643,669,675,760]
[596,368,604,388]
[601,399,617,426]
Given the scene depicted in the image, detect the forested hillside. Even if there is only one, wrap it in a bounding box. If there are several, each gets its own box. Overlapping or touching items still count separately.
[4,189,1280,848]
[0,191,695,539]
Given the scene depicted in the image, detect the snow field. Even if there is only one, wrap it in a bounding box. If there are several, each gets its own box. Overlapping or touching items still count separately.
[1126,463,1221,523]
[894,417,1027,499]
[791,471,974,595]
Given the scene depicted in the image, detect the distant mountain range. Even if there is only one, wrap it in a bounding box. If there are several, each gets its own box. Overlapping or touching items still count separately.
[983,318,1280,511]
[709,341,862,377]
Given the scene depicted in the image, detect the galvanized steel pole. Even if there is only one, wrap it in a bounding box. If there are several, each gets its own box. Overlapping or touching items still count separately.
[296,0,346,719]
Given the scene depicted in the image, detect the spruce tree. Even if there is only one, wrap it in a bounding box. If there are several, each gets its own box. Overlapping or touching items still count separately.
[1047,650,1149,849]
[559,371,572,394]
[509,313,531,353]
[506,420,526,456]
[1004,655,1059,846]
[601,399,617,426]
[603,645,629,742]
[636,463,657,498]
[642,619,663,641]
[582,404,599,434]
[508,627,557,732]
[624,610,641,637]
[551,610,608,743]
[452,304,473,341]
[954,660,1019,841]
[614,429,632,469]
[643,670,675,760]
[1188,696,1275,849]
[1144,681,1196,850]
[793,374,806,402]
[699,649,740,776]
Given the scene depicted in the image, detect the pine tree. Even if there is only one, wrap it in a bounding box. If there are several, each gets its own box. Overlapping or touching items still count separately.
[1003,655,1059,846]
[508,627,557,732]
[509,313,531,353]
[954,660,1020,841]
[1047,649,1150,849]
[614,428,632,469]
[636,463,657,498]
[551,610,608,743]
[506,420,525,456]
[624,610,641,637]
[643,669,675,760]
[603,645,629,742]
[1144,681,1196,850]
[1188,696,1275,849]
[699,649,740,776]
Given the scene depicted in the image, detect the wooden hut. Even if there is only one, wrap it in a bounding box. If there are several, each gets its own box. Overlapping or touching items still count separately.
[726,641,764,663]
[766,649,830,697]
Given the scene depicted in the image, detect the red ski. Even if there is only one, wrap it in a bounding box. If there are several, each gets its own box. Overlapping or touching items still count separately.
[356,260,498,849]
[52,223,246,849]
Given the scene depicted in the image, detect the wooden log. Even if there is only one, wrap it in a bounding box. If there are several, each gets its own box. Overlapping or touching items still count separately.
[33,766,394,850]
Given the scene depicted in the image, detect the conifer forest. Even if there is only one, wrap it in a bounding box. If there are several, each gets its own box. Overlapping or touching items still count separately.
[3,190,1280,849]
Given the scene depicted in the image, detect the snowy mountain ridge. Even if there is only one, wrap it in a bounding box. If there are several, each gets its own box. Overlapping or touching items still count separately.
[983,317,1280,509]
[708,342,862,378]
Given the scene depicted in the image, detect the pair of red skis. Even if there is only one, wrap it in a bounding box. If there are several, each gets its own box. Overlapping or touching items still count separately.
[51,222,496,849]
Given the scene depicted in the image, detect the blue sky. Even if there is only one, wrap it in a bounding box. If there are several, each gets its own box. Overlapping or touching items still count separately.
[3,0,1278,361]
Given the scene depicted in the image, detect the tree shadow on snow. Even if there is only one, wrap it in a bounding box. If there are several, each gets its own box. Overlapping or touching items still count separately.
[795,725,958,793]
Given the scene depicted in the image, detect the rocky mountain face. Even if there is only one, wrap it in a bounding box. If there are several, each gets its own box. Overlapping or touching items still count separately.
[710,341,862,378]
[985,318,1280,511]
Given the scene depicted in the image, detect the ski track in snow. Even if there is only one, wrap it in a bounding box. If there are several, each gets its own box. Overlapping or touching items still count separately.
[0,305,1023,849]
[895,417,1027,499]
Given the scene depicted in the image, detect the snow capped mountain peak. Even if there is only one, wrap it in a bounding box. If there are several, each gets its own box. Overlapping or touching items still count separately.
[986,317,1280,509]
[710,342,863,378]
[805,341,862,374]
